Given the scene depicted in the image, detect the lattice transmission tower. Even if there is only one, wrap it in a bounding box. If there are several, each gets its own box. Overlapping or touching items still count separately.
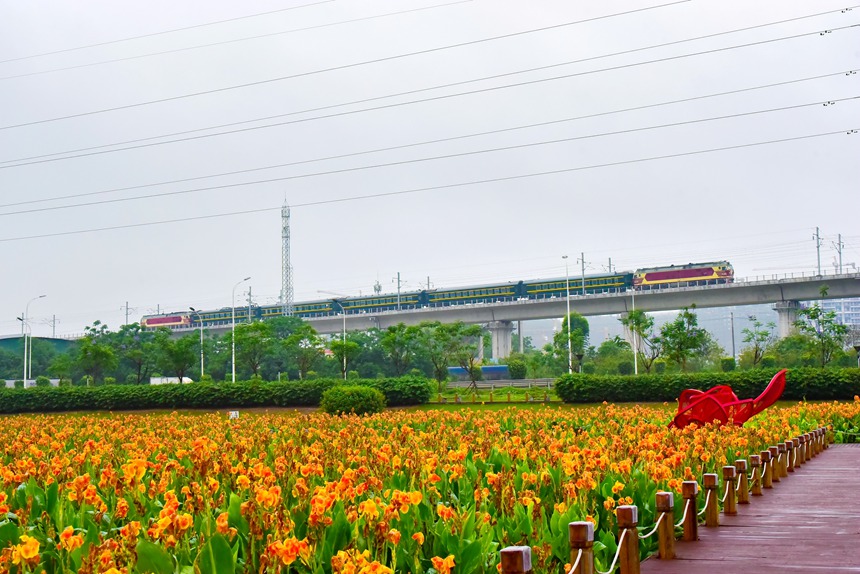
[280,201,294,316]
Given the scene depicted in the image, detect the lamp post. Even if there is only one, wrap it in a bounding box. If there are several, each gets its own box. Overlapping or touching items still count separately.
[232,277,251,383]
[562,256,572,374]
[16,317,31,385]
[23,295,46,382]
[189,307,204,381]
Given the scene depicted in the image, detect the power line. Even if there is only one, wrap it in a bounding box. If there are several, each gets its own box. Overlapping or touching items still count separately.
[0,0,337,65]
[0,1,473,81]
[2,69,848,209]
[0,1,704,130]
[3,18,857,166]
[0,127,853,243]
[2,96,856,217]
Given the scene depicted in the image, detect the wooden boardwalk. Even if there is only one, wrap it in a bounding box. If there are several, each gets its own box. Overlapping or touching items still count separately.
[641,444,860,573]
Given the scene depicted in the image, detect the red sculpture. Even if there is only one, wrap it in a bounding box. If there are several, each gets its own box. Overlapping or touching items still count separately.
[670,369,787,428]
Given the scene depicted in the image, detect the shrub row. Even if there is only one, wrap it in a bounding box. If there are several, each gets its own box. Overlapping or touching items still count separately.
[321,386,387,416]
[0,376,432,414]
[555,368,860,403]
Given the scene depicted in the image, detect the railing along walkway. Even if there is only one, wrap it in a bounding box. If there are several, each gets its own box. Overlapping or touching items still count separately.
[500,429,860,574]
[640,441,860,574]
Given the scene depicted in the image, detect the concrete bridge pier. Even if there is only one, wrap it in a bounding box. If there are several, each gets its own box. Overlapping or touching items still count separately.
[773,300,801,338]
[488,320,514,359]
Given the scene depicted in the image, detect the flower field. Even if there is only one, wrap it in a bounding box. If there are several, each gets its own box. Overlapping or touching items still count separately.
[1,401,858,574]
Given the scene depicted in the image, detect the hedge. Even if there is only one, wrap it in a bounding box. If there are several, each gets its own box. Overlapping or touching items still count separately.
[0,377,432,414]
[555,368,860,403]
[321,386,386,415]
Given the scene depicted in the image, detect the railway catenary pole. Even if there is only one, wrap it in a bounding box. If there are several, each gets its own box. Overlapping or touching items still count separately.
[232,277,251,383]
[563,255,572,375]
[580,252,586,295]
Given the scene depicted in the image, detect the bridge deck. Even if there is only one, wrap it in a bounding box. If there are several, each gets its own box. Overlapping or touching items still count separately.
[641,444,860,573]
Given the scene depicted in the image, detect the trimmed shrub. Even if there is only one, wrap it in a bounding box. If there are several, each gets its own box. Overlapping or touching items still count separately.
[555,368,860,403]
[0,376,430,414]
[507,359,527,380]
[320,386,386,416]
[761,356,777,369]
[58,379,72,387]
[35,376,51,387]
[357,376,432,407]
[654,360,666,374]
[582,363,596,375]
[617,362,634,376]
[104,377,116,386]
[14,380,24,389]
[125,374,138,385]
[721,357,737,372]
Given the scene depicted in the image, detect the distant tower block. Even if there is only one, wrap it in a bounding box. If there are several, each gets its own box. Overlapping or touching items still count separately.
[280,201,294,316]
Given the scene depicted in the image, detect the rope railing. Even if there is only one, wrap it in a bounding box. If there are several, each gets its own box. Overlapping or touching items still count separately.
[675,498,691,528]
[638,512,665,540]
[498,426,830,574]
[595,529,628,574]
[698,489,711,517]
[566,548,583,574]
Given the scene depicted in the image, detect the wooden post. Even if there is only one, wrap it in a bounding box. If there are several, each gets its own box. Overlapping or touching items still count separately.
[785,440,794,473]
[777,443,787,478]
[750,455,762,496]
[568,521,594,574]
[681,481,698,541]
[768,446,780,482]
[760,450,773,489]
[808,432,817,457]
[815,429,822,454]
[500,546,533,574]
[735,459,749,504]
[792,438,801,467]
[655,492,675,560]
[616,505,640,574]
[823,426,830,449]
[798,435,806,465]
[722,466,737,515]
[703,473,719,527]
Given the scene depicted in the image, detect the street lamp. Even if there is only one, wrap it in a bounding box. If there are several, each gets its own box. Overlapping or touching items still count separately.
[189,307,204,381]
[232,277,251,383]
[16,317,31,385]
[562,256,572,375]
[319,290,348,379]
[23,295,46,382]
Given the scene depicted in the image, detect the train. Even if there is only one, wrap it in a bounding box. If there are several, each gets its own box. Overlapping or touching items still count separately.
[140,261,733,330]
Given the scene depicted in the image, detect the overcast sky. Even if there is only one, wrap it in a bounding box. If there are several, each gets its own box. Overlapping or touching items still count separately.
[1,0,858,338]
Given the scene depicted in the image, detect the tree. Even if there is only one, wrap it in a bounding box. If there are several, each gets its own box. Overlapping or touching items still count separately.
[76,324,118,384]
[155,330,197,383]
[112,323,156,384]
[380,324,420,376]
[330,338,360,379]
[619,309,662,373]
[284,324,324,379]
[233,321,274,378]
[794,287,849,367]
[659,307,709,372]
[741,315,775,368]
[449,324,484,390]
[553,312,589,370]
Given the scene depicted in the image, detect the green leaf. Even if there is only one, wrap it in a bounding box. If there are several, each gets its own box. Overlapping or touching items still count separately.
[0,521,19,546]
[46,481,59,526]
[198,534,235,574]
[135,540,174,574]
